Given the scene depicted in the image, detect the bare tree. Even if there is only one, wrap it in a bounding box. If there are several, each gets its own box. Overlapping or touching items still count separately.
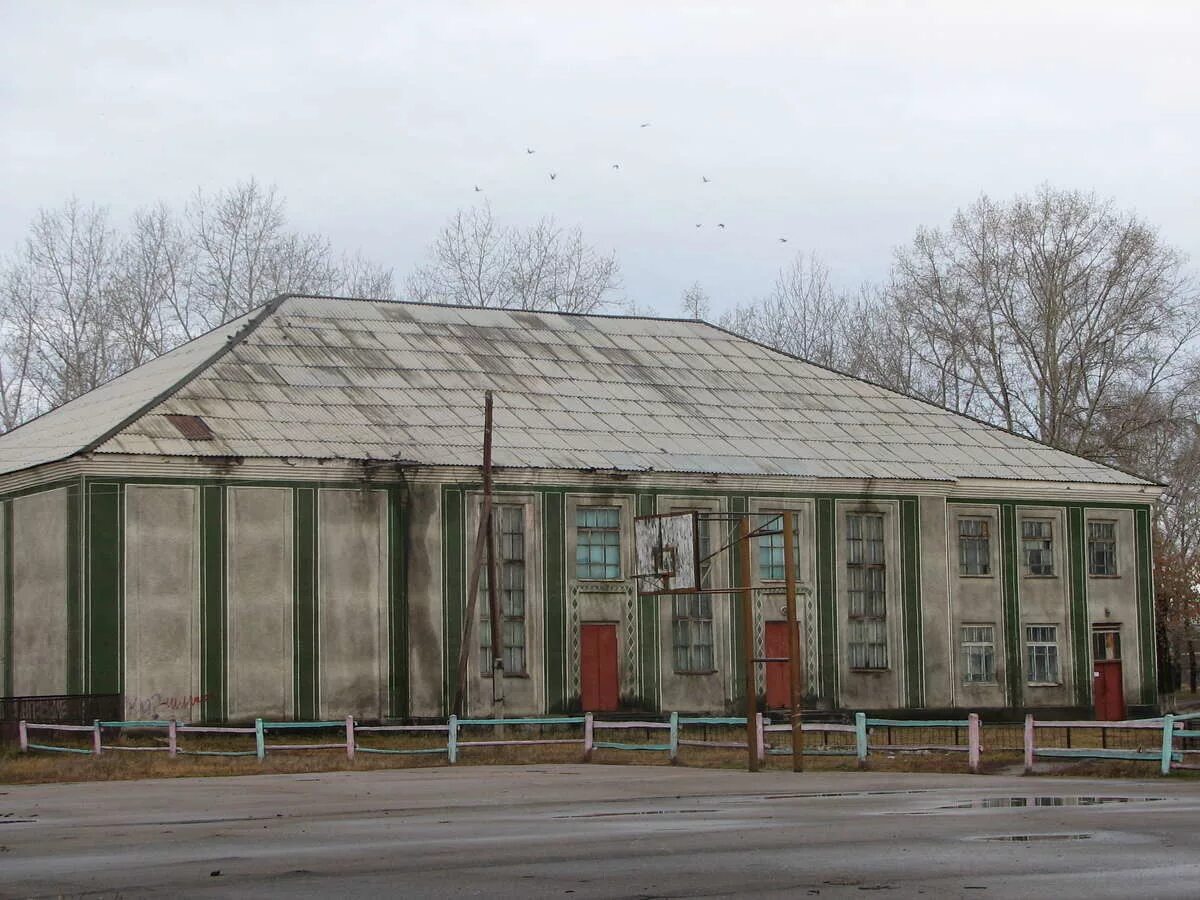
[408,203,620,313]
[680,281,710,320]
[719,253,850,368]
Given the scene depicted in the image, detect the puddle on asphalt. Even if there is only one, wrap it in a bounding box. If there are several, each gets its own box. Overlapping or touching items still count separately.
[971,833,1093,842]
[553,808,719,819]
[765,790,936,801]
[937,796,1164,810]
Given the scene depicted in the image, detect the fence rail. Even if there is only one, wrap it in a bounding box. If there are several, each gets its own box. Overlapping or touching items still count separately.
[17,710,1199,775]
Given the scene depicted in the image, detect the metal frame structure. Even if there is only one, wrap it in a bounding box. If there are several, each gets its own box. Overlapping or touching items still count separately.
[635,510,805,773]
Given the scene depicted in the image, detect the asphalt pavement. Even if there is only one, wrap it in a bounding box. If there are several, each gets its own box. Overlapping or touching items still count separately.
[2,765,1199,898]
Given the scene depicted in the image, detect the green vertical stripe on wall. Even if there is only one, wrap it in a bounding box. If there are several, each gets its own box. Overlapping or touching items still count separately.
[900,499,923,708]
[2,501,12,696]
[816,497,837,704]
[440,487,464,716]
[86,482,122,696]
[294,487,318,720]
[542,490,567,712]
[66,478,83,694]
[1067,505,1090,707]
[636,492,659,710]
[200,485,226,722]
[1135,506,1158,704]
[999,503,1022,708]
[387,486,408,719]
[728,495,748,706]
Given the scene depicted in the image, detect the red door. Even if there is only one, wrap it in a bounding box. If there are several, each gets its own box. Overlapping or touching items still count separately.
[1093,661,1126,721]
[581,623,619,711]
[765,621,791,709]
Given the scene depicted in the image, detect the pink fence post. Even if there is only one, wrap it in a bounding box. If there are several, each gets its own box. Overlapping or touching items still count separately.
[93,720,102,756]
[168,719,178,758]
[583,713,594,762]
[18,720,28,752]
[755,713,765,764]
[1023,714,1035,774]
[346,715,355,761]
[967,713,981,774]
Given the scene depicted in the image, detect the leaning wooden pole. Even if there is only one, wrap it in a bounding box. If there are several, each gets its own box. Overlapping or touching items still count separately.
[482,391,505,730]
[739,519,759,772]
[782,510,804,772]
[451,392,497,718]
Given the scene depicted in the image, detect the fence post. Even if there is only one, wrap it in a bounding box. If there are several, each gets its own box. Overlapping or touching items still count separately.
[755,712,765,764]
[583,712,594,762]
[854,712,868,768]
[668,711,679,764]
[346,715,356,761]
[255,718,265,761]
[92,720,102,756]
[18,720,28,753]
[1023,714,1034,774]
[967,713,980,774]
[1160,713,1176,776]
[168,720,178,758]
[447,714,458,764]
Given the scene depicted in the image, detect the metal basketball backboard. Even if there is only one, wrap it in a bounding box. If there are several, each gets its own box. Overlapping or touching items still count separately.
[634,511,701,595]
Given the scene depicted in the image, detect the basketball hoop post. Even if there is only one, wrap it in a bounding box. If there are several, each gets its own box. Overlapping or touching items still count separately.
[783,511,804,772]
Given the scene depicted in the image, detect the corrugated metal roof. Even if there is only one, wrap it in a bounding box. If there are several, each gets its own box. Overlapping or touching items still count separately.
[0,294,1153,485]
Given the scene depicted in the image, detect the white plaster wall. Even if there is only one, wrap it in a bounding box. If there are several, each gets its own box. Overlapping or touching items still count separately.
[1084,508,1141,706]
[318,489,387,720]
[405,482,443,718]
[918,496,952,708]
[124,485,200,721]
[11,488,69,696]
[1016,506,1073,708]
[226,486,294,721]
[948,505,1009,709]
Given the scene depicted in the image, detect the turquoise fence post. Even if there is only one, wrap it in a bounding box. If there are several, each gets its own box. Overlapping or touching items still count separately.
[668,712,679,764]
[255,718,265,760]
[448,714,458,764]
[1161,714,1176,776]
[854,712,868,768]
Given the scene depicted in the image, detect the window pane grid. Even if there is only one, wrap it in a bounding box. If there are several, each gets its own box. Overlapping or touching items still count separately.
[1087,521,1117,576]
[847,513,887,670]
[1025,625,1060,684]
[673,511,715,673]
[481,505,527,675]
[1021,519,1054,576]
[958,518,991,576]
[961,624,996,683]
[576,506,621,580]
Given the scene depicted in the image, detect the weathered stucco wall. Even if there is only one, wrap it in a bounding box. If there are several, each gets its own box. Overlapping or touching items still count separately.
[10,488,68,696]
[918,496,952,708]
[318,489,387,720]
[948,504,1010,710]
[226,486,294,721]
[405,482,443,718]
[1084,507,1142,707]
[124,485,200,721]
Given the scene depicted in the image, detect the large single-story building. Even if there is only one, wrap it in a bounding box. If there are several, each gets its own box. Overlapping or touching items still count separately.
[0,295,1161,721]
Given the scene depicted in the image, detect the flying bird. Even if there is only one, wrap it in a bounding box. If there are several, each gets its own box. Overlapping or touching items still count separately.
[474,185,482,192]
[526,148,536,154]
[612,163,620,169]
[778,237,788,243]
[549,172,557,181]
[695,224,702,228]
[717,223,726,229]
[640,122,651,128]
[702,176,710,183]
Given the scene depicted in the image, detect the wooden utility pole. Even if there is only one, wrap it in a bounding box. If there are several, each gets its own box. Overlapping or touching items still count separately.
[482,392,505,729]
[451,391,501,719]
[782,511,804,772]
[738,519,759,772]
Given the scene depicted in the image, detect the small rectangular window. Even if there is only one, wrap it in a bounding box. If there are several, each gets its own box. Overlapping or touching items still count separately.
[958,518,991,576]
[1093,629,1121,662]
[1025,625,1060,684]
[1021,519,1054,576]
[961,624,996,683]
[1088,521,1117,576]
[847,512,887,669]
[481,505,527,675]
[576,506,621,580]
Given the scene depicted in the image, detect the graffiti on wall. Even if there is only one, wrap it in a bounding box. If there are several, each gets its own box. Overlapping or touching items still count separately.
[126,693,210,720]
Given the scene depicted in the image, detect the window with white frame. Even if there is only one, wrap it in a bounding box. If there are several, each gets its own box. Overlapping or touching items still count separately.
[1088,520,1117,576]
[576,506,621,580]
[1021,519,1054,576]
[673,511,715,673]
[961,624,996,683]
[480,504,527,675]
[958,517,991,576]
[847,512,887,669]
[1025,625,1060,684]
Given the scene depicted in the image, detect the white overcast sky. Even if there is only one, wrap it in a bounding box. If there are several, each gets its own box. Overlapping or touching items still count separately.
[2,1,1198,316]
